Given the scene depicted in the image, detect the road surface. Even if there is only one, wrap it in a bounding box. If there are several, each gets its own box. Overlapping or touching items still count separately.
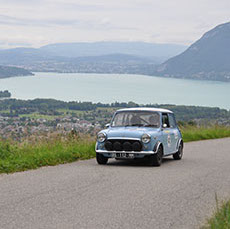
[0,138,230,229]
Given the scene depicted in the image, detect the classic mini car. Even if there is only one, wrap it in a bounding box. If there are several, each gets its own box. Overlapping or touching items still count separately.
[95,108,183,166]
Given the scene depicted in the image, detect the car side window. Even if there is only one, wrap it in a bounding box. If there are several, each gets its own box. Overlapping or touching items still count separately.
[168,113,176,128]
[162,113,170,128]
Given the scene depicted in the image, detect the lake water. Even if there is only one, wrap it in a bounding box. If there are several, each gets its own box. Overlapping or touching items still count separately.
[0,72,229,110]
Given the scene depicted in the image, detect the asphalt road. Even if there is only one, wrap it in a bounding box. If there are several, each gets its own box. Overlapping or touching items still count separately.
[1,138,230,229]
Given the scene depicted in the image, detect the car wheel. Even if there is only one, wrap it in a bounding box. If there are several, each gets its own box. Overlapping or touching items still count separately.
[173,143,183,160]
[150,146,163,166]
[96,153,108,165]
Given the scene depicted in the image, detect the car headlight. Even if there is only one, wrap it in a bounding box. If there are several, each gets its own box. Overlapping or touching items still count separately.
[141,134,151,144]
[97,132,107,143]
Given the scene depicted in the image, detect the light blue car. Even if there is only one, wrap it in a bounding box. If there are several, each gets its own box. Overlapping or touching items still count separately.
[95,108,183,166]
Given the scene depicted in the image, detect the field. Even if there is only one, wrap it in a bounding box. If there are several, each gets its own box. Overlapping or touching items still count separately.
[0,125,230,174]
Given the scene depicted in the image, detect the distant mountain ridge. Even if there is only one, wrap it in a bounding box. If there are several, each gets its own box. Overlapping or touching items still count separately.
[0,48,54,66]
[0,65,33,79]
[40,41,187,59]
[0,51,156,74]
[0,42,187,74]
[0,41,187,65]
[155,22,230,81]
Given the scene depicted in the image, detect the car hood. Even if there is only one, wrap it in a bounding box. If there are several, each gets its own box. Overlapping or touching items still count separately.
[102,126,160,139]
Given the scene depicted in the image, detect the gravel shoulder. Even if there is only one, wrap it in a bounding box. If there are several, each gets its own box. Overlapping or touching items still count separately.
[0,138,230,229]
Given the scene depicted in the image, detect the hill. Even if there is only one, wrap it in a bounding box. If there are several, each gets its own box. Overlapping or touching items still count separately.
[155,22,230,81]
[0,48,53,66]
[0,65,33,79]
[40,41,187,59]
[0,42,187,73]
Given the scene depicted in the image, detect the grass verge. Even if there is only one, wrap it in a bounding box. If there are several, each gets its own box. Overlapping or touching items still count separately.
[0,135,95,174]
[181,125,230,142]
[0,126,230,174]
[203,199,230,229]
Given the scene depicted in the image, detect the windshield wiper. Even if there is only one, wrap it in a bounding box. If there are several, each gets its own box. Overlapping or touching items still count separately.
[144,124,158,127]
[124,124,144,127]
[131,124,144,127]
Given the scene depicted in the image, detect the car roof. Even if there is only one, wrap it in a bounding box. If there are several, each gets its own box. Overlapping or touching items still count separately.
[116,107,173,113]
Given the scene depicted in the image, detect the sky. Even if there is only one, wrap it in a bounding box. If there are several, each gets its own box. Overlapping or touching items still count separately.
[0,0,229,48]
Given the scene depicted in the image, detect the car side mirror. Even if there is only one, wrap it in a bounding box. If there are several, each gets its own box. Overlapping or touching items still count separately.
[162,123,167,128]
[105,123,110,128]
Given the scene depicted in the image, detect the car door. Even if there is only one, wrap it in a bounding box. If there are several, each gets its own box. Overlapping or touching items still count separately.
[161,113,171,155]
[168,113,179,153]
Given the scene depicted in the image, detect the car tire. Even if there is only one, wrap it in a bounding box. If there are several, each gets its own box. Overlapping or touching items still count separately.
[150,146,163,166]
[173,142,183,160]
[96,153,108,165]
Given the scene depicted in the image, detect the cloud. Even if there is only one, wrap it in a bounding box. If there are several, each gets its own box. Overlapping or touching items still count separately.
[0,14,137,32]
[0,0,229,48]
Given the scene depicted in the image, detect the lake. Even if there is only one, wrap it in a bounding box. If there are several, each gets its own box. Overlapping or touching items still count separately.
[0,72,229,110]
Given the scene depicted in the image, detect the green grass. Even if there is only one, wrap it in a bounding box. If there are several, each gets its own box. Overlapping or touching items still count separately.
[0,125,230,174]
[0,109,10,114]
[56,108,85,115]
[203,200,230,229]
[0,135,95,174]
[181,126,230,142]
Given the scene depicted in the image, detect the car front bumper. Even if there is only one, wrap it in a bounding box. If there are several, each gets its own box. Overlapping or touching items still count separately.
[96,149,156,157]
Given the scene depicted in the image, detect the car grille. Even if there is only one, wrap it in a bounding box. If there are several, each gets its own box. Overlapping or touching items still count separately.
[104,139,142,152]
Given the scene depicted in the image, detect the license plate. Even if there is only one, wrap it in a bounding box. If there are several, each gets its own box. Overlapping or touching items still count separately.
[115,153,134,158]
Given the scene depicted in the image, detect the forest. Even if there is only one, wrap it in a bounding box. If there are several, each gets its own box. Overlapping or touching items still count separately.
[0,90,11,98]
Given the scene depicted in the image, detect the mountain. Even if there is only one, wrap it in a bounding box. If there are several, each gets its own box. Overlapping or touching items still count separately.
[0,65,33,79]
[0,42,187,67]
[73,53,152,62]
[0,48,57,66]
[40,41,187,59]
[0,42,187,73]
[155,22,230,81]
[0,51,156,73]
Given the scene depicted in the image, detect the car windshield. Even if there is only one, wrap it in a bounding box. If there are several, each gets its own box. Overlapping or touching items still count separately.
[111,111,160,128]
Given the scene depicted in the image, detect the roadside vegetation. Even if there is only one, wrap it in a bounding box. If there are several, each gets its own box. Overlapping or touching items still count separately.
[203,199,230,229]
[0,134,95,174]
[0,125,230,174]
[181,125,230,142]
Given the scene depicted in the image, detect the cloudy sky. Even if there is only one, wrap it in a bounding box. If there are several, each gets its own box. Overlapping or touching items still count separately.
[0,0,229,48]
